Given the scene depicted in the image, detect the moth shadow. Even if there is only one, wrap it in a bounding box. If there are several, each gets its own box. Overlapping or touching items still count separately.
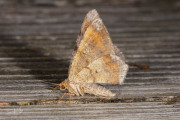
[0,36,69,90]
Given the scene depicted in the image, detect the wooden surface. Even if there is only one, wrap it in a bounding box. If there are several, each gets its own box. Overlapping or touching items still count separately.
[0,0,180,120]
[0,102,179,120]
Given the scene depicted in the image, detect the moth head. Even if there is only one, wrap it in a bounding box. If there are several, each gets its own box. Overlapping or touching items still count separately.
[59,80,68,91]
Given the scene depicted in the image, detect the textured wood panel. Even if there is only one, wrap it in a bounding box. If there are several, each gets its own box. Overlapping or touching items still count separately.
[0,102,180,120]
[0,0,180,119]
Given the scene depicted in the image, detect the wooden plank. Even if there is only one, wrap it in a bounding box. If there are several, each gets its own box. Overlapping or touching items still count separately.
[0,1,180,119]
[0,102,179,120]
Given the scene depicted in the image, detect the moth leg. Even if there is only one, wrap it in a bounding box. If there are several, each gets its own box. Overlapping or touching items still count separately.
[55,93,67,104]
[57,92,74,105]
[68,93,72,105]
[60,93,67,100]
[43,86,59,102]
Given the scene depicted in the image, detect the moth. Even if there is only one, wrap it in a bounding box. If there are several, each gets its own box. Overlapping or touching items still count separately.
[59,9,128,97]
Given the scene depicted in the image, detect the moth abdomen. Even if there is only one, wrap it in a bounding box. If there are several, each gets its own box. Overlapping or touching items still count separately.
[82,83,115,97]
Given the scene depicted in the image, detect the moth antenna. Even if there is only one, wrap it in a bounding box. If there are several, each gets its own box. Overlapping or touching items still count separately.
[31,79,60,86]
[40,81,59,86]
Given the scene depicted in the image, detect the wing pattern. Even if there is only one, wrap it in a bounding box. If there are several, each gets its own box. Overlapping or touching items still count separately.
[68,9,128,85]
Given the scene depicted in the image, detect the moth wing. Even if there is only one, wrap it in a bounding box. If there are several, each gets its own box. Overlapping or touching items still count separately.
[68,9,128,84]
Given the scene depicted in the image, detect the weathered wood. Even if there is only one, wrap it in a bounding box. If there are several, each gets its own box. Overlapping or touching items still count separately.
[0,102,180,120]
[0,0,180,119]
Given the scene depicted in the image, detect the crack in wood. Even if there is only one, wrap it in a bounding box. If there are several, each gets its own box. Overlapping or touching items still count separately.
[0,96,179,106]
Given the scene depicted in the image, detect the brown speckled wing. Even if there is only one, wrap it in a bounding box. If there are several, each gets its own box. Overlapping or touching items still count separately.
[68,9,128,84]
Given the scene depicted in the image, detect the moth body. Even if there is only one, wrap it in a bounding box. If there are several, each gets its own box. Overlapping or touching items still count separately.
[60,80,115,97]
[59,9,128,98]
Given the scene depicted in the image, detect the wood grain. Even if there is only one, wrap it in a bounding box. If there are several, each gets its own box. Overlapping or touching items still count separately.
[0,0,180,119]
